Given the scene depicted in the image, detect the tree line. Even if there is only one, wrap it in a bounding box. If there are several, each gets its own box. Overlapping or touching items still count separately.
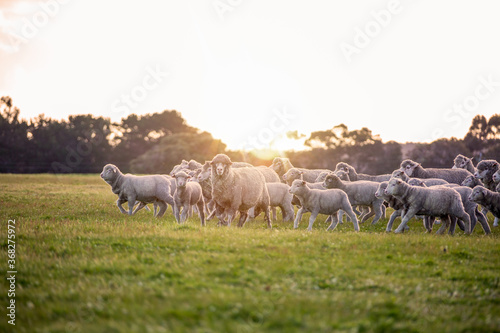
[1,96,499,174]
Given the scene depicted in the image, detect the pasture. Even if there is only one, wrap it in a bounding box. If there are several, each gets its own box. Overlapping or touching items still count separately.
[1,174,499,333]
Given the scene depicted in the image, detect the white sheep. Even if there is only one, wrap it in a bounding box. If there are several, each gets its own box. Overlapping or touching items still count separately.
[384,178,471,234]
[400,159,472,185]
[100,164,174,217]
[210,154,271,228]
[335,162,392,182]
[468,186,500,227]
[251,183,295,222]
[172,171,205,225]
[289,179,359,231]
[322,174,384,225]
[453,154,475,174]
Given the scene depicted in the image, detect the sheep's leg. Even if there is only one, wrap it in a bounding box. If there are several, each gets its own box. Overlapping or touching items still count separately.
[475,208,491,234]
[307,211,319,231]
[173,203,181,223]
[127,196,137,215]
[326,213,339,231]
[338,210,345,223]
[237,211,248,228]
[425,216,435,233]
[353,206,362,215]
[343,204,359,232]
[294,207,305,229]
[271,207,277,221]
[197,201,206,226]
[385,210,402,232]
[436,215,451,235]
[116,199,128,214]
[156,201,167,218]
[448,217,457,235]
[370,203,383,225]
[180,205,189,223]
[381,204,387,219]
[457,211,471,234]
[394,207,418,233]
[153,202,159,216]
[132,201,146,215]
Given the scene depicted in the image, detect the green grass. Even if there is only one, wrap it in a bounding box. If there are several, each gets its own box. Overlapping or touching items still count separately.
[0,174,499,333]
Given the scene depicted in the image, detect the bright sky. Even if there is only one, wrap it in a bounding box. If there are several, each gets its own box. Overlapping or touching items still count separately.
[1,0,500,152]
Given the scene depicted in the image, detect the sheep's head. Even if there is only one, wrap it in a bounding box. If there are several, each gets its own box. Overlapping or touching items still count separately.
[391,169,408,182]
[453,155,472,169]
[100,164,120,183]
[385,178,404,196]
[461,175,480,188]
[491,169,500,184]
[407,178,426,187]
[475,160,499,180]
[282,168,301,185]
[172,171,190,188]
[271,157,284,173]
[335,170,350,181]
[468,186,487,203]
[400,160,419,177]
[322,174,341,189]
[289,179,307,194]
[197,162,212,182]
[210,154,232,177]
[375,182,388,198]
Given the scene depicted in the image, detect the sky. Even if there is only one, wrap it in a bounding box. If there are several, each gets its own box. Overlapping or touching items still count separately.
[1,0,500,152]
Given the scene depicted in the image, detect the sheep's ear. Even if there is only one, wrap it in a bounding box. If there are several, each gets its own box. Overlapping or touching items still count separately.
[301,180,306,185]
[172,173,176,178]
[470,157,474,161]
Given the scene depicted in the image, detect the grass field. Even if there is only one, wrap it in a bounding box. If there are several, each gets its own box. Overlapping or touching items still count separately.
[1,174,499,333]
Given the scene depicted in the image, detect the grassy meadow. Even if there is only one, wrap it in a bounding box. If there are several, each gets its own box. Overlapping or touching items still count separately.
[1,174,499,333]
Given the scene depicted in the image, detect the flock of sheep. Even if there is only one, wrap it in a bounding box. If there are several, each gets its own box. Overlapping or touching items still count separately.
[99,153,500,235]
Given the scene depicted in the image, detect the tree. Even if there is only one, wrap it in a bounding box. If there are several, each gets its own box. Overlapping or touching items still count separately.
[130,131,226,174]
[408,138,471,168]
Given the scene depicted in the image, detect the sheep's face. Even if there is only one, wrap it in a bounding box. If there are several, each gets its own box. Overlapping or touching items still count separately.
[173,171,190,188]
[271,158,284,174]
[283,168,301,184]
[400,160,418,177]
[289,179,306,194]
[100,164,119,182]
[391,169,407,181]
[492,170,500,183]
[335,162,349,173]
[322,175,340,189]
[198,167,211,182]
[210,154,232,177]
[468,186,486,202]
[384,178,403,196]
[375,182,388,198]
[475,160,499,179]
[335,171,350,181]
[461,175,477,188]
[213,162,229,176]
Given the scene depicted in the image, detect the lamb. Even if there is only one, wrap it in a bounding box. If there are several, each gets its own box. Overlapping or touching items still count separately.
[210,154,271,228]
[461,175,483,188]
[335,162,391,182]
[289,179,359,231]
[100,164,174,217]
[475,160,500,191]
[172,171,205,226]
[411,183,491,235]
[453,154,475,174]
[469,186,500,227]
[375,181,406,232]
[384,178,471,234]
[322,174,384,224]
[391,169,409,182]
[252,183,295,222]
[400,159,472,185]
[270,157,295,181]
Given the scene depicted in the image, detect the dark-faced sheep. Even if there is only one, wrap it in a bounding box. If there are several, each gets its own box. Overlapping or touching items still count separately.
[453,154,475,174]
[210,154,271,228]
[100,164,174,217]
[400,159,472,185]
[384,178,471,234]
[289,179,359,232]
